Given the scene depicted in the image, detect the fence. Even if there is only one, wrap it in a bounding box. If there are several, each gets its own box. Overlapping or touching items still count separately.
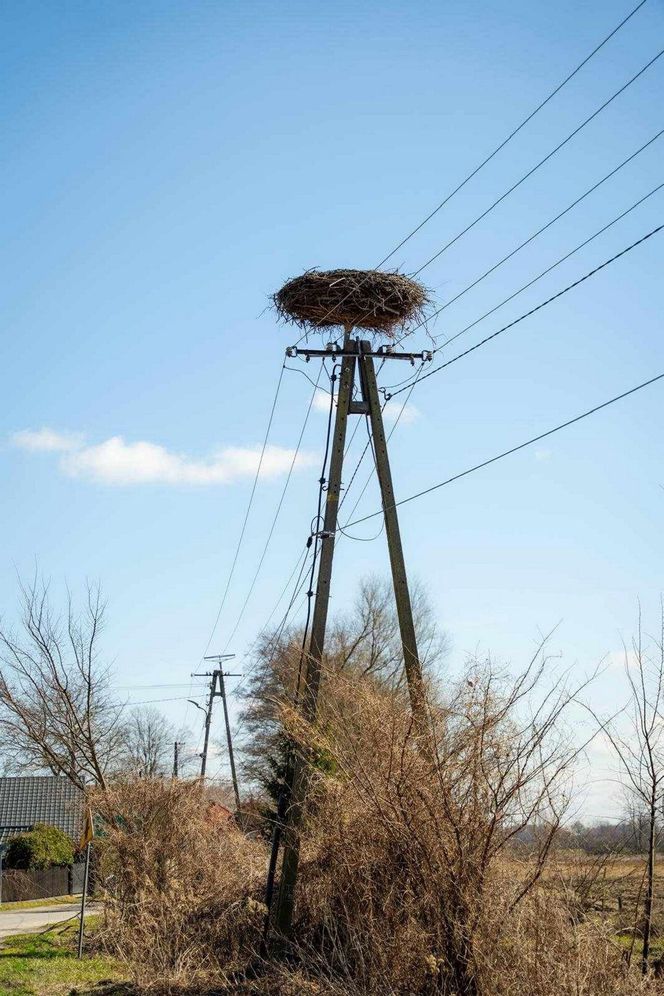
[0,862,86,903]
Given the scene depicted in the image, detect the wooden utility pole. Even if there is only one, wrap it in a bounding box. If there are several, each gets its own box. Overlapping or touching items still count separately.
[199,671,217,780]
[359,342,427,732]
[192,656,241,805]
[273,331,356,936]
[272,333,429,940]
[217,667,242,811]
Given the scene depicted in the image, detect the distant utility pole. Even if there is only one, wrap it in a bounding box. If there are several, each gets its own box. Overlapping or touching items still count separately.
[190,655,242,810]
[272,331,432,939]
[173,740,184,779]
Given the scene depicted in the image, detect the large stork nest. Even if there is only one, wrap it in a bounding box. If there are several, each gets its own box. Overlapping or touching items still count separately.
[273,268,429,337]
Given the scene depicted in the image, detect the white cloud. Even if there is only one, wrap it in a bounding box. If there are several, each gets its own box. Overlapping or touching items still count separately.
[10,428,83,452]
[11,429,317,487]
[534,448,552,462]
[603,648,640,671]
[313,389,419,425]
[313,390,334,415]
[384,400,419,425]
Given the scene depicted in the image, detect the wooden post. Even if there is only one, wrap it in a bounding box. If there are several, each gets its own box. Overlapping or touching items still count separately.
[273,332,356,939]
[200,672,217,780]
[218,669,241,811]
[359,342,427,733]
[77,842,91,959]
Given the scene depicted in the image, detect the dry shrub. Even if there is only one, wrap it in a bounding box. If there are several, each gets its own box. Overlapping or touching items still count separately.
[274,659,664,995]
[273,268,429,335]
[92,778,267,991]
[94,652,664,995]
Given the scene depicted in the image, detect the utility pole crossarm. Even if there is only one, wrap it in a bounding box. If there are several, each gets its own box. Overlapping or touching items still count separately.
[286,345,433,362]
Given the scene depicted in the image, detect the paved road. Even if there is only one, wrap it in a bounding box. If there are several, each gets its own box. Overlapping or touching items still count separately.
[0,901,97,939]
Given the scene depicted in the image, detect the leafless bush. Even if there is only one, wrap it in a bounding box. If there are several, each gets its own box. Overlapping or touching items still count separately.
[96,644,664,995]
[93,779,267,990]
[240,574,448,791]
[272,647,658,995]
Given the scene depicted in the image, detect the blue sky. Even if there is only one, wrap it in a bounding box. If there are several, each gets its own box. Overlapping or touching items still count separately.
[2,0,663,811]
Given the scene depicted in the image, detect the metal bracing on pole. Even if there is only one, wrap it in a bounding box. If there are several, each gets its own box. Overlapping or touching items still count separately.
[270,334,430,942]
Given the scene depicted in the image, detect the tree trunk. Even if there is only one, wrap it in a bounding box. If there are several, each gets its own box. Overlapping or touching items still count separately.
[642,796,657,975]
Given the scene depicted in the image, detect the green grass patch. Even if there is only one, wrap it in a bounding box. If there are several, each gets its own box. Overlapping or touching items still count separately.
[0,897,79,913]
[0,919,129,996]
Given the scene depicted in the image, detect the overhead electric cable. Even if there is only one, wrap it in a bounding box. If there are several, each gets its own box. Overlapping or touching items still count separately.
[411,129,663,326]
[119,683,208,690]
[338,422,386,542]
[231,370,339,703]
[345,371,664,529]
[400,180,664,354]
[385,0,650,267]
[340,367,426,527]
[293,362,339,702]
[229,540,313,701]
[232,368,339,723]
[221,364,327,651]
[289,0,649,347]
[232,565,311,707]
[391,220,664,397]
[409,46,664,278]
[128,696,206,706]
[200,363,286,658]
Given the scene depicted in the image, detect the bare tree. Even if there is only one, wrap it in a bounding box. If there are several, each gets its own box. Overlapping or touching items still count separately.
[594,604,664,975]
[239,574,449,791]
[122,707,176,779]
[277,635,597,995]
[0,575,125,790]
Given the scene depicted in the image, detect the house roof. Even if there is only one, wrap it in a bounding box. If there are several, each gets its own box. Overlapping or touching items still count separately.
[0,776,84,846]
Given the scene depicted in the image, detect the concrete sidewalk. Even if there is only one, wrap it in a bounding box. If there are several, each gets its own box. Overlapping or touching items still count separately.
[0,901,97,939]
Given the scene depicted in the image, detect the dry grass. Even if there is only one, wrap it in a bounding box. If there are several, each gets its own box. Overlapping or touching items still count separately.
[93,662,664,995]
[273,268,429,336]
[91,779,266,991]
[276,665,659,995]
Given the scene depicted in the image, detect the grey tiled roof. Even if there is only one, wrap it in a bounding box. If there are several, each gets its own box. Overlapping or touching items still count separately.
[0,777,84,846]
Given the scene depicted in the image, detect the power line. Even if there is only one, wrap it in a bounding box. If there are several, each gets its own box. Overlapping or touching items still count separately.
[410,45,664,278]
[408,128,663,330]
[232,365,398,699]
[127,695,206,706]
[345,371,664,529]
[119,683,208,690]
[339,365,427,528]
[293,363,339,702]
[391,219,664,397]
[231,371,340,722]
[390,0,650,267]
[338,421,385,542]
[231,551,312,709]
[200,363,287,658]
[221,364,328,652]
[418,180,664,356]
[228,542,312,702]
[288,0,648,347]
[229,536,316,702]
